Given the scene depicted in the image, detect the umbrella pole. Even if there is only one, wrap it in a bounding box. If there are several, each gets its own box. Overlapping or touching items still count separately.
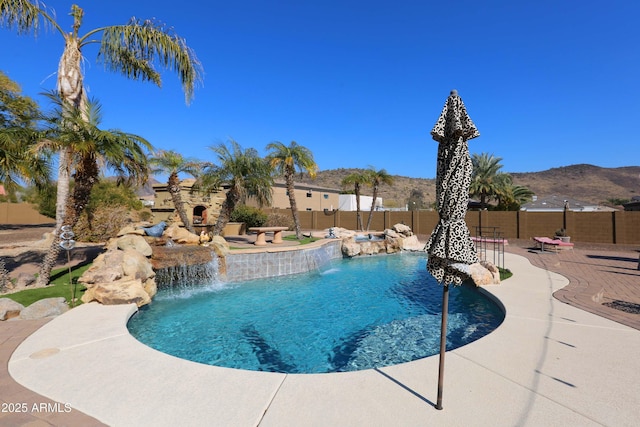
[436,283,449,410]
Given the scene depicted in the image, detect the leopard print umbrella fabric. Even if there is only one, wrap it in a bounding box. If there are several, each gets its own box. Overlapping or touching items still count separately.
[425,90,480,285]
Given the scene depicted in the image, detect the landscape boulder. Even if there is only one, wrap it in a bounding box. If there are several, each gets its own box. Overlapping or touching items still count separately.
[0,298,24,320]
[117,234,153,257]
[79,225,158,307]
[81,279,152,307]
[19,297,68,320]
[335,224,425,258]
[164,223,200,244]
[468,262,501,286]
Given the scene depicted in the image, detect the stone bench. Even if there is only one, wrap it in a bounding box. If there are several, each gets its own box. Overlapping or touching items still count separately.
[248,226,289,246]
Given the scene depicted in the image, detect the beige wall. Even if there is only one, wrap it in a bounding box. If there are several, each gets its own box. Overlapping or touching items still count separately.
[0,203,54,224]
[269,182,340,212]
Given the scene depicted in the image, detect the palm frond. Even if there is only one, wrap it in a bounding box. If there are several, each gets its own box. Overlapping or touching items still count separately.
[96,18,203,104]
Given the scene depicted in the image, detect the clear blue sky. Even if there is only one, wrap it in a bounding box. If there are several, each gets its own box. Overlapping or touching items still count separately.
[1,0,638,179]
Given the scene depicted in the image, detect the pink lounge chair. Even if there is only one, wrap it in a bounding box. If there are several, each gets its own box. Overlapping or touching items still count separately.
[533,237,574,252]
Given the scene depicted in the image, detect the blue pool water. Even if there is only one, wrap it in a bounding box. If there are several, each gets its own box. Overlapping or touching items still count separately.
[127,254,504,374]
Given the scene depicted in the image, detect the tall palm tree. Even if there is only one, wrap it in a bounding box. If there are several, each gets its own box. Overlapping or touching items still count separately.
[34,93,152,286]
[341,171,370,231]
[266,141,317,239]
[149,150,200,234]
[0,0,202,237]
[197,140,273,236]
[364,167,393,231]
[469,152,508,209]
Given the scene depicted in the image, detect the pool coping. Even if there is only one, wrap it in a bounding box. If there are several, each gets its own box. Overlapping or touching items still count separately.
[8,252,640,426]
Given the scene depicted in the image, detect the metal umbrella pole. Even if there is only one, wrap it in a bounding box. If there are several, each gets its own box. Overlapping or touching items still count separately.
[436,283,449,410]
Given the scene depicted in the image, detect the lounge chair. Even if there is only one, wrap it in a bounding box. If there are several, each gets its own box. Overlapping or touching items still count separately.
[533,237,574,252]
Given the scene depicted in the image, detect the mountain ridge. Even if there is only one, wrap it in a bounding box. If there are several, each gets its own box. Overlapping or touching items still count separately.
[299,164,639,208]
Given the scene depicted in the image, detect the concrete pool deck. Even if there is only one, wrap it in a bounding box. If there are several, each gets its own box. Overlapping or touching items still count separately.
[4,246,640,426]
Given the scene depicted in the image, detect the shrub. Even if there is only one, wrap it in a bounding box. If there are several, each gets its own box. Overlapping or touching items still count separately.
[265,212,295,230]
[230,205,267,228]
[74,206,137,242]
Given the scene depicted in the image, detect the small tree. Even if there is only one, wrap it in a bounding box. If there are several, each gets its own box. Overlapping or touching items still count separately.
[150,150,200,233]
[341,171,369,231]
[364,167,393,231]
[266,141,317,239]
[197,140,273,236]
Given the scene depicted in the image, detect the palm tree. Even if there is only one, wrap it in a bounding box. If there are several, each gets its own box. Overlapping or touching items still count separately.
[197,140,273,236]
[149,150,200,234]
[0,0,202,242]
[0,71,50,194]
[0,126,50,195]
[364,167,393,231]
[34,93,152,286]
[469,152,508,209]
[497,183,535,210]
[266,141,317,239]
[341,171,370,231]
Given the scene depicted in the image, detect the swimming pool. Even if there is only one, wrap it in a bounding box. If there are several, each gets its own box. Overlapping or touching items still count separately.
[127,253,504,373]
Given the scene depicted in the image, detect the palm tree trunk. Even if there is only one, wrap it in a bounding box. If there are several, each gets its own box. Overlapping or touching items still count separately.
[212,190,240,236]
[54,149,72,229]
[36,157,98,287]
[353,183,363,231]
[366,185,379,231]
[285,171,302,239]
[39,38,86,286]
[168,173,195,234]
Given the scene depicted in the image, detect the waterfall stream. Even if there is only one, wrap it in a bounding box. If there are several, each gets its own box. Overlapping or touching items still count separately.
[155,256,221,290]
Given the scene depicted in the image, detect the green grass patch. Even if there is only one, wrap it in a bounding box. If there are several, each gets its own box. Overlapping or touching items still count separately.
[3,264,90,307]
[283,234,319,245]
[499,267,513,281]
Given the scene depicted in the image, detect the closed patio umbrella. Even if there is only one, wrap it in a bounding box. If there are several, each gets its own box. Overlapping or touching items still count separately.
[425,89,480,410]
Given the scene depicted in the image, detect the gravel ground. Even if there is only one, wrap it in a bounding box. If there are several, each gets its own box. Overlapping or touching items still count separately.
[0,224,103,282]
[0,224,55,245]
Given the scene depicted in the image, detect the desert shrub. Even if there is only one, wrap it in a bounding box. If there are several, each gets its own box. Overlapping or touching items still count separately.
[87,181,144,211]
[230,205,267,228]
[72,181,150,242]
[22,181,56,218]
[74,206,136,242]
[265,212,295,230]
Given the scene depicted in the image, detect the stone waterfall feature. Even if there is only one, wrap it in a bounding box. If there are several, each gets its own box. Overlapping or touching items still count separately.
[79,224,229,307]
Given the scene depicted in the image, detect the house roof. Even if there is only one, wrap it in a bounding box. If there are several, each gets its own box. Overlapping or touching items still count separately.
[273,180,341,193]
[521,195,599,211]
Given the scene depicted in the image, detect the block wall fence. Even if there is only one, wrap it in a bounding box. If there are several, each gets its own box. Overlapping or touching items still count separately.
[267,209,640,245]
[3,203,638,245]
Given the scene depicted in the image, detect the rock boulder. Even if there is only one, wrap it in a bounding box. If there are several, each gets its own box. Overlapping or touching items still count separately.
[164,223,200,244]
[0,298,24,320]
[19,297,69,320]
[81,279,151,307]
[117,234,153,257]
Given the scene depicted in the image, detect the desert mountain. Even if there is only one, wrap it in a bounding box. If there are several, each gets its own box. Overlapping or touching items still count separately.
[297,164,639,208]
